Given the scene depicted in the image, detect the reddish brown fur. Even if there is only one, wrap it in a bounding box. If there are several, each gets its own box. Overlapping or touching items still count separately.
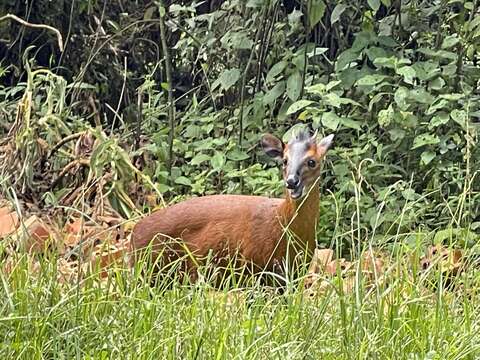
[131,131,331,281]
[131,190,319,276]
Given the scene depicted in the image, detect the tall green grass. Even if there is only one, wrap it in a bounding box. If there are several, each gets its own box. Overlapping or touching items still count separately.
[1,239,479,360]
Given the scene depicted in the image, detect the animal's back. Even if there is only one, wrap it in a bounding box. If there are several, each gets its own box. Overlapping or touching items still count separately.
[131,194,285,269]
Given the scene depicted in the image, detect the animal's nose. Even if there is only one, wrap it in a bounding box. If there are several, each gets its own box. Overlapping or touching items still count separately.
[286,175,300,189]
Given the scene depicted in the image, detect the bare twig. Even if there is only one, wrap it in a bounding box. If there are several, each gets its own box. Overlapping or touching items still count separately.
[88,96,102,127]
[134,88,143,150]
[50,159,90,189]
[158,2,176,176]
[300,0,310,99]
[0,13,64,52]
[239,4,268,148]
[48,132,86,159]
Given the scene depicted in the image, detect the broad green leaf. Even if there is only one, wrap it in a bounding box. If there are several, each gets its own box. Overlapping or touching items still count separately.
[398,111,418,128]
[442,35,460,49]
[468,15,480,31]
[394,87,409,110]
[292,52,307,71]
[338,68,363,88]
[377,35,397,47]
[175,176,192,186]
[326,80,342,91]
[368,92,385,112]
[286,71,302,101]
[246,0,264,7]
[266,61,287,84]
[413,61,440,81]
[442,62,457,76]
[212,68,241,92]
[210,152,226,170]
[426,99,449,115]
[368,0,380,12]
[263,81,285,105]
[409,88,434,104]
[356,74,387,86]
[324,93,360,108]
[439,93,464,101]
[389,128,405,141]
[418,48,457,61]
[429,77,445,90]
[336,49,359,70]
[307,47,329,57]
[185,124,202,138]
[378,104,394,127]
[339,118,361,130]
[380,0,391,6]
[156,183,171,193]
[373,57,397,69]
[144,6,156,20]
[421,151,436,165]
[412,134,440,149]
[321,111,340,130]
[190,153,211,166]
[351,31,374,52]
[305,83,326,95]
[309,0,326,28]
[402,189,417,201]
[229,31,253,50]
[324,93,343,108]
[227,149,250,161]
[365,47,388,61]
[287,99,315,114]
[450,109,467,129]
[397,66,416,85]
[331,4,347,24]
[429,112,450,128]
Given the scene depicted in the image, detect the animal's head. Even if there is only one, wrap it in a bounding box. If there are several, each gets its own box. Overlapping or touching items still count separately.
[261,130,334,200]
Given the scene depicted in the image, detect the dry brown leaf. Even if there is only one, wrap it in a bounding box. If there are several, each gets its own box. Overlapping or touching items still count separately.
[89,239,130,278]
[304,249,334,289]
[421,245,464,275]
[325,258,353,275]
[0,210,19,237]
[12,215,57,253]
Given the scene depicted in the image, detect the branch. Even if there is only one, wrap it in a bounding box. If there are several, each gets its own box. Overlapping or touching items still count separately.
[50,159,90,189]
[48,132,86,158]
[158,3,176,176]
[0,14,64,52]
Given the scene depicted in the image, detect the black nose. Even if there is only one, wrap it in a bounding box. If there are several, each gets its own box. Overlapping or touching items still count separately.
[286,176,299,189]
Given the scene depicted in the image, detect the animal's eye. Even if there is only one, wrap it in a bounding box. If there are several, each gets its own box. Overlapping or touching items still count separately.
[283,159,288,166]
[307,159,316,168]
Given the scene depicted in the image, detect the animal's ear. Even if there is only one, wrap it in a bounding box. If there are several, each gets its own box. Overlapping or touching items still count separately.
[261,134,284,159]
[316,134,335,157]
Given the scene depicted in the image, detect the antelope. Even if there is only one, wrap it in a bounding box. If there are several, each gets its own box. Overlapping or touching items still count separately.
[131,129,334,282]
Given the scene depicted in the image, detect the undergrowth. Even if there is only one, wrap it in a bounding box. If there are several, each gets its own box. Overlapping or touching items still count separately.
[1,236,480,359]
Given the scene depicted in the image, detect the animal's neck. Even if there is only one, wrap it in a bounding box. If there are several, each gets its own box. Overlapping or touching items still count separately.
[278,185,320,252]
